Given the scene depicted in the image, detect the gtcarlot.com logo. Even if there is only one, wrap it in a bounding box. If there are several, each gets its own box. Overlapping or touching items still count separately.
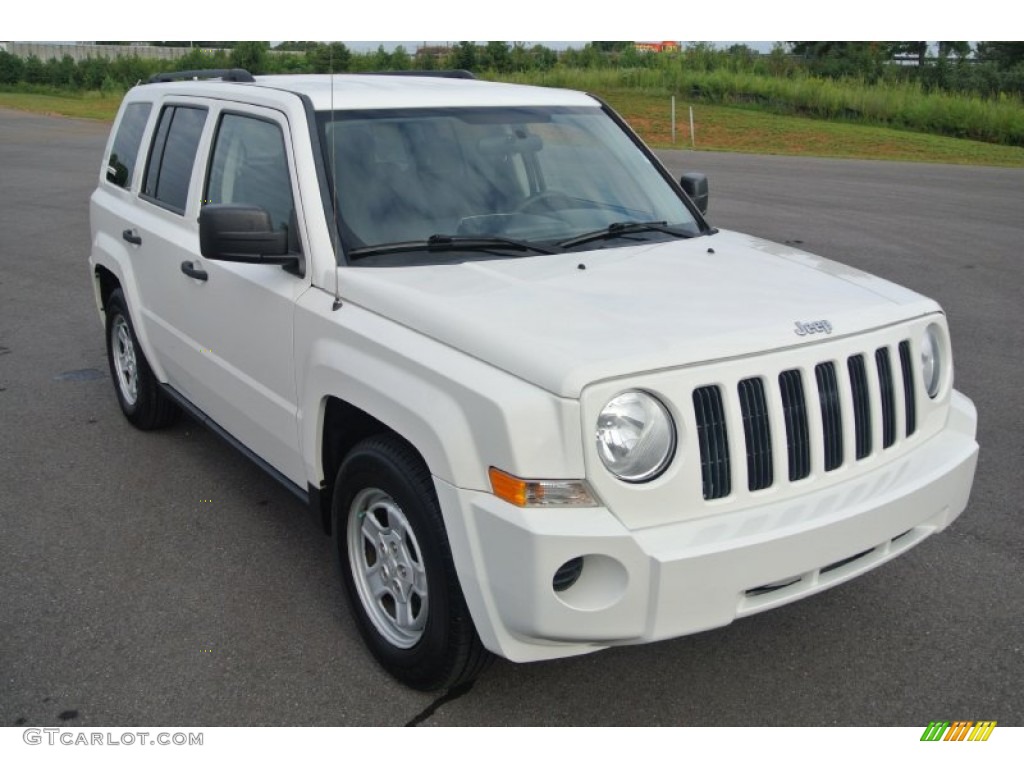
[23,729,203,747]
[920,721,997,742]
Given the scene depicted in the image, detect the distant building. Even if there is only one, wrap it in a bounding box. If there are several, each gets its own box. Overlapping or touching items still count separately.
[634,41,681,54]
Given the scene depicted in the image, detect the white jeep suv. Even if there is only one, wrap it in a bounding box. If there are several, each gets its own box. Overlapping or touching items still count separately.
[89,68,978,690]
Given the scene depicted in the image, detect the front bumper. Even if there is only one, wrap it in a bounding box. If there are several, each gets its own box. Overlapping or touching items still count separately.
[435,390,978,663]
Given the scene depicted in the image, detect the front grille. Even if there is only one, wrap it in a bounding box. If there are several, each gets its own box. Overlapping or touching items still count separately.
[847,354,872,460]
[693,386,731,500]
[738,377,773,491]
[779,369,811,481]
[876,347,897,449]
[815,362,844,471]
[899,341,917,437]
[692,339,918,500]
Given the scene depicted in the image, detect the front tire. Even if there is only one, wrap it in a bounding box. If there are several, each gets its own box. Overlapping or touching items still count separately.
[104,288,178,430]
[332,434,491,691]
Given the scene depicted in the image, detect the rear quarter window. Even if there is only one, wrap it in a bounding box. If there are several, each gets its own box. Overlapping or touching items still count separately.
[106,102,152,189]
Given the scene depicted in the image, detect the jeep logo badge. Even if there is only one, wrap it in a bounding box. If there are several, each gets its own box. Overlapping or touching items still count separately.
[794,319,833,336]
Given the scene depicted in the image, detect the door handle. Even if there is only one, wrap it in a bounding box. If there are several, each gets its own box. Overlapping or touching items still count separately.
[122,229,142,245]
[180,261,209,282]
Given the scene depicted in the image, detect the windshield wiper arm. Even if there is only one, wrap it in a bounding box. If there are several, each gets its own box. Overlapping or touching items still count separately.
[557,220,696,250]
[349,234,560,260]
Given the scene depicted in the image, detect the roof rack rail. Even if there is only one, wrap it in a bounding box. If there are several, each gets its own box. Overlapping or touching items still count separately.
[148,68,255,84]
[354,70,476,80]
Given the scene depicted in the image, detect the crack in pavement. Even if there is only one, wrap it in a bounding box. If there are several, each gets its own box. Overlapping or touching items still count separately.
[405,682,475,727]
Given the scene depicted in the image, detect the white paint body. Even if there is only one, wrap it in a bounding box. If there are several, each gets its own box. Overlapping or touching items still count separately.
[90,75,978,662]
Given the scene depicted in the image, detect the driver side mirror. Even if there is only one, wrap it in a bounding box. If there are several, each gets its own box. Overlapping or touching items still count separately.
[680,173,709,215]
[199,204,298,268]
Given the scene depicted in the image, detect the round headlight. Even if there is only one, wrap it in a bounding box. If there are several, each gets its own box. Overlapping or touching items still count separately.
[921,324,942,398]
[596,391,676,482]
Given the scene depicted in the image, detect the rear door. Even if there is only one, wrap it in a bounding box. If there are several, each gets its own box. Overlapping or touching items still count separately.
[128,100,211,393]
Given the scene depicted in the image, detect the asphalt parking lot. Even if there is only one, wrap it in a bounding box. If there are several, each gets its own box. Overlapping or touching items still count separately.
[0,107,1021,726]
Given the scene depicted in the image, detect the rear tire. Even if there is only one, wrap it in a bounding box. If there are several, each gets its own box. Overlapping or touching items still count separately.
[104,288,178,430]
[332,434,491,691]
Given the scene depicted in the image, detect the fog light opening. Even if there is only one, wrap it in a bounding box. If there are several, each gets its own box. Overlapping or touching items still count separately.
[552,557,584,593]
[552,554,630,611]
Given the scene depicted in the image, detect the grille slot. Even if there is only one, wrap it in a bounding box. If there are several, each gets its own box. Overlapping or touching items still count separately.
[745,576,802,597]
[876,347,896,448]
[738,377,773,491]
[898,340,917,437]
[820,547,875,575]
[815,362,844,471]
[847,354,872,460]
[779,369,811,481]
[693,386,731,500]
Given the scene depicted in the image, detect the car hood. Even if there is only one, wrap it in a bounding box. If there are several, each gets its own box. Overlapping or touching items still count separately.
[337,229,940,398]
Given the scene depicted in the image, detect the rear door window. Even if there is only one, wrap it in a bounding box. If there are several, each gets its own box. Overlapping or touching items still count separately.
[142,105,208,214]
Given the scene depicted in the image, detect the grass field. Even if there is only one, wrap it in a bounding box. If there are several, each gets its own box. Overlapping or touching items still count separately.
[601,90,1024,167]
[0,90,124,121]
[3,87,1024,168]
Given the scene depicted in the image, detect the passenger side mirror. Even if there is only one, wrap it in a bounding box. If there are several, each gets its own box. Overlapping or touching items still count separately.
[680,173,709,215]
[198,204,297,267]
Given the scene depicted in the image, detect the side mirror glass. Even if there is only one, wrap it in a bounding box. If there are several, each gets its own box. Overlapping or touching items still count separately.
[199,204,294,265]
[680,172,709,215]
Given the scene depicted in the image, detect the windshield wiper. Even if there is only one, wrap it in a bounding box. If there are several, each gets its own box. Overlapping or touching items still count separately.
[349,234,560,260]
[557,220,697,250]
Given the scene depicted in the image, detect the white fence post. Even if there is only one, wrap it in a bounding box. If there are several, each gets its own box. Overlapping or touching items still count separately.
[671,96,676,144]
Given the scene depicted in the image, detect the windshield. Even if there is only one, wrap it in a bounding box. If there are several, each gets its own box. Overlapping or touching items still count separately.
[316,106,703,264]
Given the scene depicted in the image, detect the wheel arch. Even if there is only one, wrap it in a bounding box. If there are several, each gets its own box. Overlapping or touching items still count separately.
[89,248,168,383]
[94,264,121,312]
[316,396,431,534]
[300,323,587,537]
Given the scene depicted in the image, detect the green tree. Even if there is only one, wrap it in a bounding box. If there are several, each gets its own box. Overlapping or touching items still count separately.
[77,56,110,89]
[414,48,438,70]
[452,41,477,71]
[618,45,643,68]
[591,41,631,53]
[529,44,557,71]
[788,41,890,80]
[937,42,970,61]
[509,42,530,72]
[766,42,796,77]
[307,42,351,73]
[367,45,392,70]
[578,43,602,68]
[231,41,270,73]
[174,47,230,72]
[976,42,1024,68]
[275,41,319,51]
[23,55,45,84]
[47,55,77,87]
[0,50,25,84]
[390,45,411,71]
[563,43,602,69]
[483,41,511,72]
[890,41,928,66]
